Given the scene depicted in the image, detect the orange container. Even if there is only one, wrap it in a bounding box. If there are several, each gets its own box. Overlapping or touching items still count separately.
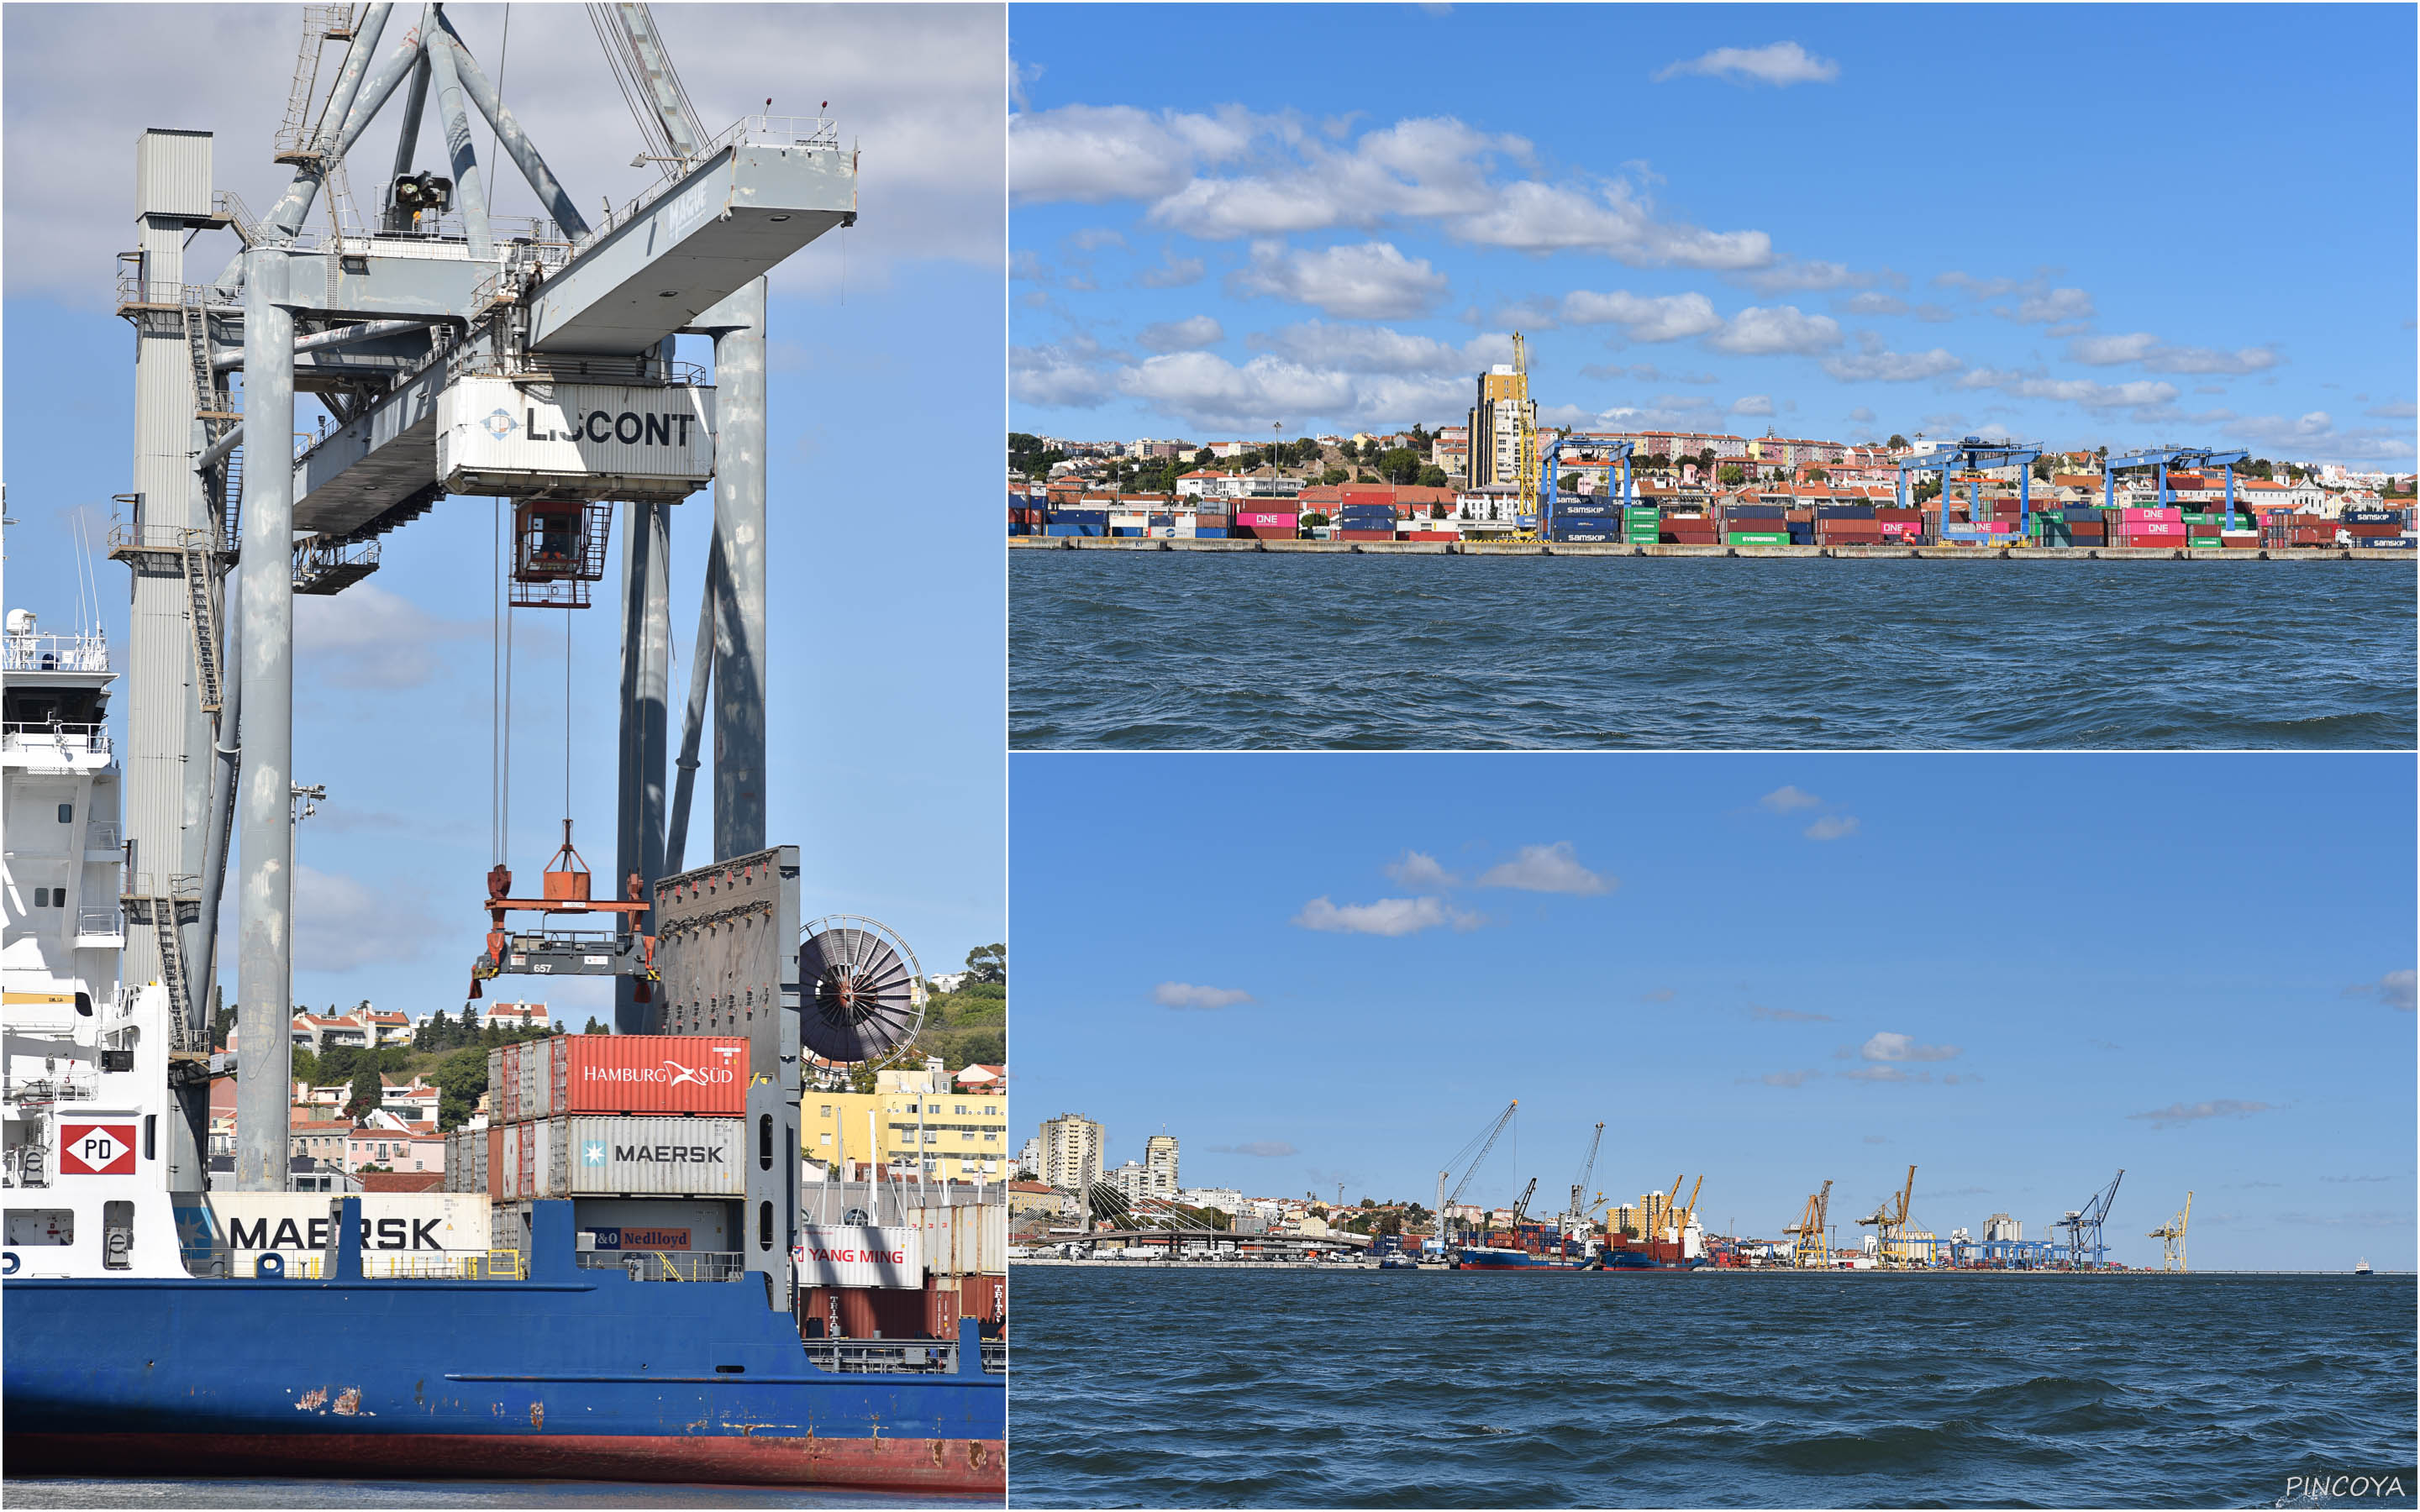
[500,1035,751,1120]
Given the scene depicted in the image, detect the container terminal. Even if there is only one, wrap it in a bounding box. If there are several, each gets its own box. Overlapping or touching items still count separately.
[1013,1105,2261,1277]
[1012,334,2416,556]
[2,3,1001,1491]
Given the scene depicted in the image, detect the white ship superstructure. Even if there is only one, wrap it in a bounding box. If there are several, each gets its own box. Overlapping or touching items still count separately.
[3,611,184,1277]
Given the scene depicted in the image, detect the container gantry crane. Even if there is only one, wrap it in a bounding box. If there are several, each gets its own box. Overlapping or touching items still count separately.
[1896,436,2044,537]
[2102,447,2252,531]
[2057,1168,2126,1269]
[2148,1189,2191,1273]
[1855,1164,1918,1266]
[1540,436,1638,536]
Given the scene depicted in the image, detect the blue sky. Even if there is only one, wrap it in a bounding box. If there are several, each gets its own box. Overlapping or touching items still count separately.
[1011,753,2416,1270]
[1011,4,2417,466]
[3,6,1005,1022]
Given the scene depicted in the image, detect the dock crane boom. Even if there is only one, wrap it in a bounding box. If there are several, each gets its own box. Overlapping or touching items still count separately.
[1434,1100,1517,1255]
[1567,1121,1604,1224]
[1783,1180,1833,1268]
[1508,1177,1539,1228]
[2057,1168,2126,1270]
[1676,1174,1706,1252]
[2149,1189,2191,1273]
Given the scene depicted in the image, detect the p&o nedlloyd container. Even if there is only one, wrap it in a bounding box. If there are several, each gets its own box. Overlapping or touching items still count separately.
[435,376,716,500]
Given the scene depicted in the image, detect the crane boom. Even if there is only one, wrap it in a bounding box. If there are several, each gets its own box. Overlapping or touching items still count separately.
[1439,1100,1517,1252]
[1568,1121,1604,1222]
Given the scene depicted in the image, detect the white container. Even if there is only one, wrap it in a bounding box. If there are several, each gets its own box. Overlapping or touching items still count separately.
[435,375,715,499]
[796,1224,923,1289]
[211,1192,492,1271]
[515,1115,746,1199]
[908,1203,1007,1276]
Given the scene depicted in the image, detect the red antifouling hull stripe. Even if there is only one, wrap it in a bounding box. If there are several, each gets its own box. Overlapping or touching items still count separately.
[6,1431,1006,1493]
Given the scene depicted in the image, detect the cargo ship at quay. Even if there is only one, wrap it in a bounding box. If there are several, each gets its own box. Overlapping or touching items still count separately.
[6,8,1000,1494]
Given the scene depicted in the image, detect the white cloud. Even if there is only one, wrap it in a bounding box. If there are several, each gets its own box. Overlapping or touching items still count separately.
[1476,842,1612,895]
[295,584,478,690]
[1861,1032,1959,1063]
[293,863,440,972]
[1131,113,1775,272]
[1138,249,1207,288]
[1152,981,1254,1010]
[1113,349,1464,433]
[1959,369,2181,412]
[1751,1004,1835,1023]
[2129,1099,2275,1130]
[1838,292,1910,317]
[1731,394,1775,417]
[1823,345,1963,383]
[1933,271,2027,297]
[1383,850,1459,888]
[1293,895,1480,936]
[1011,102,1256,204]
[1706,305,1843,356]
[1009,342,1114,408]
[1229,239,1449,319]
[2065,332,2281,375]
[1759,786,1823,812]
[1208,1140,1298,1158]
[1751,1069,1819,1087]
[1653,41,1840,87]
[2009,287,2095,323]
[1734,259,1879,295]
[1804,815,1860,841]
[1255,321,1491,376]
[1848,406,1876,423]
[1839,1066,1912,1083]
[2344,969,2417,1012]
[1558,290,1726,343]
[1138,314,1224,353]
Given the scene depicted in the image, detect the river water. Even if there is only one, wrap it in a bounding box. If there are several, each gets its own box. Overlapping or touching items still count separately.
[1010,554,2418,749]
[1008,1266,2417,1509]
[1,1478,992,1509]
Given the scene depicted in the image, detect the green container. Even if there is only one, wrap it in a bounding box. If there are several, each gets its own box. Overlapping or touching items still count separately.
[1727,531,1790,545]
[2188,536,2223,548]
[2181,512,2216,526]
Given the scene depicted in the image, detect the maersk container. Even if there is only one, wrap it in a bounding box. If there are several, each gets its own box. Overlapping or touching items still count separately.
[434,376,715,500]
[494,1116,748,1200]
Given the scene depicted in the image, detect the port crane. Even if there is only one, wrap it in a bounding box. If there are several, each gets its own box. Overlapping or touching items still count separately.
[1565,1121,1604,1227]
[1783,1179,1833,1268]
[1855,1165,1918,1267]
[2056,1168,2125,1269]
[1895,436,2045,537]
[1511,333,1540,533]
[1434,1100,1517,1256]
[1671,1174,1705,1254]
[2148,1190,2191,1273]
[1507,1177,1538,1229]
[1539,436,1639,536]
[2102,446,2253,532]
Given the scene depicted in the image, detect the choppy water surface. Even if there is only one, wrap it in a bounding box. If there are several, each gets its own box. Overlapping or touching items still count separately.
[0,1478,985,1509]
[1010,1268,2417,1509]
[1010,554,2417,748]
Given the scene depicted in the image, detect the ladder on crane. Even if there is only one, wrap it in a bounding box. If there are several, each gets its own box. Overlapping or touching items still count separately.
[180,538,224,713]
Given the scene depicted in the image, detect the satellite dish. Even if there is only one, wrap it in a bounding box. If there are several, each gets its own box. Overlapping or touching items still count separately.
[797,915,925,1065]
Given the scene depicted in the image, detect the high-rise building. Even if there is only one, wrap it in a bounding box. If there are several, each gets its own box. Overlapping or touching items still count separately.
[801,1060,1009,1181]
[1143,1133,1179,1199]
[1039,1112,1103,1192]
[1466,365,1534,489]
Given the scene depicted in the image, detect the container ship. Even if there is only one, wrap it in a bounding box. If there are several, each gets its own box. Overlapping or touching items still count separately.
[0,618,1002,1488]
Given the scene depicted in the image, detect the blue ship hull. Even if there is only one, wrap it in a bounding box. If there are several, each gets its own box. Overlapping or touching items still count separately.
[3,1204,1004,1492]
[1453,1247,1594,1272]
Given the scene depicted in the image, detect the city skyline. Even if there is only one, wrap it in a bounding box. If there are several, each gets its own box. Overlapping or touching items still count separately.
[1011,752,2417,1270]
[1011,3,2417,467]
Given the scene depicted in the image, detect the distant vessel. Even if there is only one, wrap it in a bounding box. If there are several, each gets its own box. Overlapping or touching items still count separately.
[2354,1257,2373,1277]
[1454,1245,1597,1272]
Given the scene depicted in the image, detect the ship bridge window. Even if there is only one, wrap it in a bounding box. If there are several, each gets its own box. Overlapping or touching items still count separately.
[56,803,72,823]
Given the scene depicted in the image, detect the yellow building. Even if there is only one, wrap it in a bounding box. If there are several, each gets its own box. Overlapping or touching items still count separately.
[802,1062,1008,1181]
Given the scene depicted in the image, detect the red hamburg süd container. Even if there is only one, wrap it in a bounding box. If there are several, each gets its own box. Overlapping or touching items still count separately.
[504,1035,751,1119]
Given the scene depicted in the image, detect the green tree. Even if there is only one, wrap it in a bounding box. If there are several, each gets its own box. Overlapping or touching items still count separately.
[1376,447,1425,485]
[1914,478,1944,504]
[1887,434,1909,450]
[1355,470,1379,484]
[2031,459,2054,483]
[1318,467,1350,486]
[965,943,1006,984]
[429,1045,489,1131]
[1804,468,1828,483]
[317,1045,357,1084]
[345,1063,381,1121]
[1300,512,1330,528]
[1718,464,1745,486]
[290,1044,320,1087]
[583,1016,606,1034]
[1417,465,1448,489]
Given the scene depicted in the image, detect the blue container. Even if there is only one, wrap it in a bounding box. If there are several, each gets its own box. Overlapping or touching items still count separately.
[1550,531,1619,543]
[1727,505,1786,519]
[1149,514,1175,527]
[1007,523,1028,536]
[1043,524,1101,537]
[1815,505,1876,520]
[2355,535,2415,549]
[1050,508,1109,525]
[2344,509,2404,524]
[2064,507,2102,522]
[1554,503,1617,517]
[1111,527,1143,538]
[1193,528,1228,538]
[1786,526,1816,543]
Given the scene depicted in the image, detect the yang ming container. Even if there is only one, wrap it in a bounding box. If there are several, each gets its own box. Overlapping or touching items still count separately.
[492,1115,748,1199]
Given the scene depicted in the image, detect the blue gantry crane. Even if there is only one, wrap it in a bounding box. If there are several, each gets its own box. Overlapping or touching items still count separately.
[1540,435,1636,535]
[2102,446,2253,532]
[2055,1168,2125,1269]
[1896,435,2045,539]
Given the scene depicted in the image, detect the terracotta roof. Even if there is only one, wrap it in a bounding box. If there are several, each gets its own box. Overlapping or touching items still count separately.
[357,1171,445,1193]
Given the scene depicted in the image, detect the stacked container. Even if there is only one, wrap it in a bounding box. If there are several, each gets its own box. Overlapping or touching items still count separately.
[1549,500,1619,543]
[1337,501,1397,541]
[1815,505,1882,547]
[2115,506,2186,548]
[1624,506,1661,545]
[484,1036,748,1200]
[2343,508,2413,548]
[1044,507,1107,538]
[1232,510,1299,540]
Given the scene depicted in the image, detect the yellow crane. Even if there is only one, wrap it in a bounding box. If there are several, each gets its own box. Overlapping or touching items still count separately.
[1512,331,1540,530]
[1857,1164,1918,1266]
[1676,1174,1706,1255]
[2149,1190,2191,1272]
[1782,1179,1832,1268]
